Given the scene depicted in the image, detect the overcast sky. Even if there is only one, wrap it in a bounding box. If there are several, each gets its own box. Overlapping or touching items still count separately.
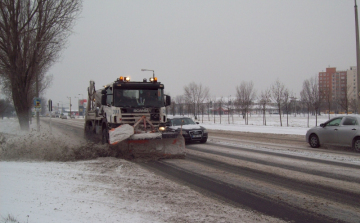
[46,0,358,108]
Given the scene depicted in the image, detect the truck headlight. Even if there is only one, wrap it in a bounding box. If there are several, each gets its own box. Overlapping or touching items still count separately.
[159,126,165,131]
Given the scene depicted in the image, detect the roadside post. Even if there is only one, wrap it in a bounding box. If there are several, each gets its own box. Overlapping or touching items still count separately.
[48,99,52,133]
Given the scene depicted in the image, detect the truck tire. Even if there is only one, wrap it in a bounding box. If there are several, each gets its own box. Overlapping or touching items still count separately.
[102,128,109,144]
[84,121,94,140]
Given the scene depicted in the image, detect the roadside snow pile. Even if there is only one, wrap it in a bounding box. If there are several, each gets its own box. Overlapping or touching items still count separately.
[0,130,109,161]
[0,118,113,161]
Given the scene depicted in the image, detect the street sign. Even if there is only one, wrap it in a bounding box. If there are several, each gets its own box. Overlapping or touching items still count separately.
[34,97,41,108]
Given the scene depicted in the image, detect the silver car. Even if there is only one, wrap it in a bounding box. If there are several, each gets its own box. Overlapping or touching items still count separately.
[306,115,360,152]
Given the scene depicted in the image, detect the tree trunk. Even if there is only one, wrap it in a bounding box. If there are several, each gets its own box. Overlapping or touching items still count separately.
[13,86,31,131]
[287,112,289,127]
[307,109,310,128]
[278,105,282,126]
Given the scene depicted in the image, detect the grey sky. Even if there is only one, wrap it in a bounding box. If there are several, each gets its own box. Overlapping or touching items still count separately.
[47,0,357,108]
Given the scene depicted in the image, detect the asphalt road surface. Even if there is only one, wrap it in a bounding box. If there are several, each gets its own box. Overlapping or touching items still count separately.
[44,118,360,223]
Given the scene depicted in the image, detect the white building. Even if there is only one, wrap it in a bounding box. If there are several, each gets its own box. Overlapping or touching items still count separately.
[347,66,357,101]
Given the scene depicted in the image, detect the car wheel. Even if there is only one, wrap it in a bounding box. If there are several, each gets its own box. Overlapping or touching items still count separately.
[102,128,109,144]
[200,138,207,143]
[309,134,320,148]
[353,137,360,152]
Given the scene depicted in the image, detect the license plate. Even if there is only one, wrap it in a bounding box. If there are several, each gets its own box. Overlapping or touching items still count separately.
[192,134,201,138]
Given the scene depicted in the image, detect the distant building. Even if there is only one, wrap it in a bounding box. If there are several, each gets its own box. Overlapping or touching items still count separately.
[319,66,357,113]
[347,66,358,102]
[319,67,347,103]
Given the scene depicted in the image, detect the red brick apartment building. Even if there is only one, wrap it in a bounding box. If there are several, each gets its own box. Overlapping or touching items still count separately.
[318,67,347,113]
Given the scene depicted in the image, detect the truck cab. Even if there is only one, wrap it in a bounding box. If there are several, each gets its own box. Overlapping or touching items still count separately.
[92,76,171,132]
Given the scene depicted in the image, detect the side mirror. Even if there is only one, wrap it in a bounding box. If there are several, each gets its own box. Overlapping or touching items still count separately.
[165,95,171,106]
[196,122,199,124]
[320,123,325,127]
[101,94,107,105]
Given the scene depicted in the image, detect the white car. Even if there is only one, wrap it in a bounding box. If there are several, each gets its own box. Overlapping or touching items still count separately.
[305,115,360,152]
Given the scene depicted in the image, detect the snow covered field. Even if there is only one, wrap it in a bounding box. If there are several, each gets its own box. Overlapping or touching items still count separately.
[0,114,348,223]
[179,113,335,135]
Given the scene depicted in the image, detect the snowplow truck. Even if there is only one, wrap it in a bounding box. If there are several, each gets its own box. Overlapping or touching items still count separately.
[84,76,185,159]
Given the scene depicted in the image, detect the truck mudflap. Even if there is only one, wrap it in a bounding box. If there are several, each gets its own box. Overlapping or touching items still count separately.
[110,132,186,159]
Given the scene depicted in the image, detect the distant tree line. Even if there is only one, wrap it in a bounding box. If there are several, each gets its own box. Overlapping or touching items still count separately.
[169,75,355,127]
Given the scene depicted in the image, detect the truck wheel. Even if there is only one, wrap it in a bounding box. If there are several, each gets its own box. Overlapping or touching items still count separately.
[102,128,109,144]
[84,122,93,140]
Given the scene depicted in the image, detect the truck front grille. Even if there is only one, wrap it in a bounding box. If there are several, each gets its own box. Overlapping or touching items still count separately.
[121,113,160,125]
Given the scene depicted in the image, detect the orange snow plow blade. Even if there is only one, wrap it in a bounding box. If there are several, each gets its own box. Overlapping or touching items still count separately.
[107,117,186,159]
[109,132,186,159]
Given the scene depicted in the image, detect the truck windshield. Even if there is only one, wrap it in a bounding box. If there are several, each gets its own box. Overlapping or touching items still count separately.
[113,89,164,107]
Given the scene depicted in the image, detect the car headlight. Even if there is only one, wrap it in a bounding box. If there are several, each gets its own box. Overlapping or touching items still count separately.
[203,129,207,133]
[159,126,166,131]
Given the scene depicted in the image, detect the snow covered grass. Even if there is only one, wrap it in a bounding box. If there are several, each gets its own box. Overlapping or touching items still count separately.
[1,214,23,223]
[182,113,339,135]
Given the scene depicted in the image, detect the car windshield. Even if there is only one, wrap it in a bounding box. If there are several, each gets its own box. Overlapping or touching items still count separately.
[171,118,196,126]
[113,89,164,108]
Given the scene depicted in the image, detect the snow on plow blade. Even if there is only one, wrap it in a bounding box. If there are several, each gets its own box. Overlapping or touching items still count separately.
[107,121,185,159]
[110,132,185,159]
[130,132,185,158]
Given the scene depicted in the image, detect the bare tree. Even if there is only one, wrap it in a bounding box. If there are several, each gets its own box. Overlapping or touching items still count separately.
[170,101,176,116]
[212,97,217,123]
[174,95,185,115]
[282,89,292,127]
[216,97,224,124]
[199,102,206,123]
[337,84,354,114]
[270,79,286,126]
[236,81,256,125]
[0,0,82,130]
[349,98,358,114]
[259,89,271,126]
[300,79,312,127]
[183,82,209,119]
[310,77,322,126]
[320,86,332,119]
[206,97,211,121]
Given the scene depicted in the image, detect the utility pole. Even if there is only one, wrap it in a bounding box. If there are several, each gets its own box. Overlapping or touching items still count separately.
[355,0,360,113]
[67,96,72,117]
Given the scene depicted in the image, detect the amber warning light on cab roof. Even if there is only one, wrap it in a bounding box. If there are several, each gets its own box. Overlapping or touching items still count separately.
[119,76,131,82]
[118,76,158,83]
[150,77,157,83]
